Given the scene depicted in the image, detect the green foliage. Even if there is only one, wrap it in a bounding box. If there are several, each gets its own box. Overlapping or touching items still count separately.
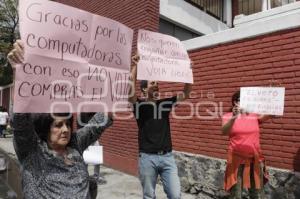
[0,0,18,86]
[0,57,13,85]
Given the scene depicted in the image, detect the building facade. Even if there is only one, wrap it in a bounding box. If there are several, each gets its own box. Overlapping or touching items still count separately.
[5,0,298,198]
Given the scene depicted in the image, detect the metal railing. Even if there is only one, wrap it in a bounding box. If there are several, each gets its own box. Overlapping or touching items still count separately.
[184,0,226,23]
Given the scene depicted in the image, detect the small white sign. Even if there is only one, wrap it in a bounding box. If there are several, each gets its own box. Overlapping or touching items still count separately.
[240,87,285,116]
[83,145,103,165]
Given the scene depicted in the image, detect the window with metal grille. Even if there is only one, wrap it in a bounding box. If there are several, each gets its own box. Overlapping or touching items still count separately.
[238,0,262,15]
[184,0,226,23]
[271,0,296,8]
[238,0,296,16]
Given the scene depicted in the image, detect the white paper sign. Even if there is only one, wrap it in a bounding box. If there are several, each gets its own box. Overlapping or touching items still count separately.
[137,30,193,83]
[16,0,133,113]
[83,145,103,165]
[240,87,285,116]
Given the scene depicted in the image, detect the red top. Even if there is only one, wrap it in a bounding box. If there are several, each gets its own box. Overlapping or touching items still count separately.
[222,113,261,156]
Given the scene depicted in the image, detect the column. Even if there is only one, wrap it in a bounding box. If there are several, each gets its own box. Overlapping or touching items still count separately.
[226,0,233,27]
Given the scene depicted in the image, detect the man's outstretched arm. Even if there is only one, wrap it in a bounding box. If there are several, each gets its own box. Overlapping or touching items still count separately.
[128,54,139,104]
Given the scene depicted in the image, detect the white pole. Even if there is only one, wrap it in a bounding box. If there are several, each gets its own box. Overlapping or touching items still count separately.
[268,0,272,9]
[262,0,268,11]
[226,0,233,27]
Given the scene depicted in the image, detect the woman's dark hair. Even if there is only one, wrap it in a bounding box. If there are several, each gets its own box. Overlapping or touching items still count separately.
[140,80,148,92]
[230,91,240,112]
[231,91,240,106]
[33,113,73,142]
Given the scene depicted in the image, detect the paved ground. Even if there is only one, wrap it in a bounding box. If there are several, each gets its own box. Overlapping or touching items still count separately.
[0,137,195,199]
[91,166,158,199]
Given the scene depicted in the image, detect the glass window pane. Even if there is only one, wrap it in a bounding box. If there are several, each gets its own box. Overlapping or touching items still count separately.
[174,26,194,41]
[159,19,174,36]
[271,0,295,8]
[238,0,262,15]
[159,18,201,41]
[272,0,282,8]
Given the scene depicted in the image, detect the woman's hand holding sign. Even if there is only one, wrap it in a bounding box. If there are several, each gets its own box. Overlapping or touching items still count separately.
[7,40,24,70]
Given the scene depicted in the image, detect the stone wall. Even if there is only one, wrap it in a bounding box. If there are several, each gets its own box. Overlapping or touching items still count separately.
[174,151,300,199]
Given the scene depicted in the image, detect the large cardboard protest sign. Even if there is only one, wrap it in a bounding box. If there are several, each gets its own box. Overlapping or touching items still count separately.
[240,87,285,116]
[15,0,133,113]
[137,30,193,83]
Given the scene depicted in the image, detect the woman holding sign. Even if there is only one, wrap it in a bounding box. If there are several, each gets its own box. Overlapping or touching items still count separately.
[222,91,273,199]
[8,40,113,199]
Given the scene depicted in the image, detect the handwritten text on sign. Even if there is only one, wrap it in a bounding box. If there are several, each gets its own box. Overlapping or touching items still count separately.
[15,0,133,113]
[240,87,285,116]
[137,30,193,83]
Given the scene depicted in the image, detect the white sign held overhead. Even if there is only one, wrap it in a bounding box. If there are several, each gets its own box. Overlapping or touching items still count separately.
[240,87,285,116]
[137,29,193,83]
